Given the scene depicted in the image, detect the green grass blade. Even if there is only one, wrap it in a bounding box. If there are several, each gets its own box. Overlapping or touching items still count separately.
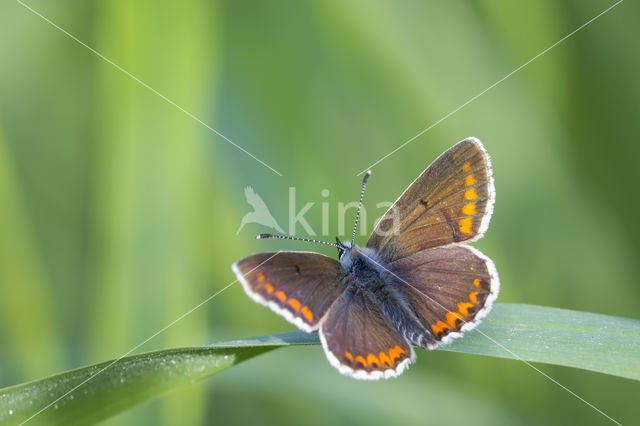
[0,338,287,426]
[1,304,637,425]
[440,303,640,380]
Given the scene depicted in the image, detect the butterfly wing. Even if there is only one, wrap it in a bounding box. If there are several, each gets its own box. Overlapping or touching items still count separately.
[389,244,499,346]
[320,287,415,380]
[368,137,495,262]
[232,252,349,332]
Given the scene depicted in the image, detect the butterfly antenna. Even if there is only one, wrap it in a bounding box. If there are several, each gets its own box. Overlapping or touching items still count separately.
[256,233,339,248]
[351,170,371,246]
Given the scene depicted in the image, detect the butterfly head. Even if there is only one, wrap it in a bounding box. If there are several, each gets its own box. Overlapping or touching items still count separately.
[335,237,353,260]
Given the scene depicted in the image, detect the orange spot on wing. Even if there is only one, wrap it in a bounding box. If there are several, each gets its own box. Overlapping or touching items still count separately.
[301,306,314,322]
[462,162,471,172]
[287,298,301,311]
[257,272,265,282]
[458,217,473,234]
[458,302,474,316]
[465,187,478,200]
[462,201,476,216]
[264,283,274,294]
[465,174,476,186]
[473,279,480,288]
[432,321,450,336]
[274,290,286,302]
[355,355,367,367]
[345,351,354,361]
[469,291,479,303]
[431,321,449,336]
[367,353,380,367]
[378,351,392,366]
[446,311,463,327]
[388,345,406,363]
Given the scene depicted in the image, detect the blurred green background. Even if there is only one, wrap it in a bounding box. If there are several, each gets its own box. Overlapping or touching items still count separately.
[1,0,639,424]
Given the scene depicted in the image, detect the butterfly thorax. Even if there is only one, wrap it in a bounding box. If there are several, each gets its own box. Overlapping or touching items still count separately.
[339,245,386,291]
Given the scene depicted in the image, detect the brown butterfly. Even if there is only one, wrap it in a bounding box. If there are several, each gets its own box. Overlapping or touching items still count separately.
[232,137,499,379]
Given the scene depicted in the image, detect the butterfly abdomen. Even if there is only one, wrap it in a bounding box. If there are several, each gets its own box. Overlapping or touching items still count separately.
[373,283,437,350]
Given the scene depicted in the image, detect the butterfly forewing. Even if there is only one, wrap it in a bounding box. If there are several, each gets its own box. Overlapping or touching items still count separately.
[368,138,495,262]
[320,288,415,380]
[389,245,499,345]
[232,252,349,332]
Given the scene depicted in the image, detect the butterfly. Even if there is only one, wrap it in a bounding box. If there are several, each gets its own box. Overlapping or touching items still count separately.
[232,137,499,380]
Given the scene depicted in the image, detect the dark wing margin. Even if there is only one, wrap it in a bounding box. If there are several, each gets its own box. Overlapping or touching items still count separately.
[320,288,415,380]
[232,252,348,332]
[389,244,499,347]
[368,137,495,262]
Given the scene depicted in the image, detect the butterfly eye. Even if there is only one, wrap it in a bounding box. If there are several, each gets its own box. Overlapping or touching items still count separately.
[336,239,353,260]
[336,237,347,259]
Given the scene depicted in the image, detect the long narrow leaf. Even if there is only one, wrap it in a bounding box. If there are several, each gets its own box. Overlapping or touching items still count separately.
[1,304,637,425]
[440,303,640,380]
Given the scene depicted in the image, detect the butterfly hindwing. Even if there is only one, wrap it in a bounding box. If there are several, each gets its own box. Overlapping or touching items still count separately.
[368,137,495,262]
[232,252,349,332]
[320,287,415,380]
[389,244,499,346]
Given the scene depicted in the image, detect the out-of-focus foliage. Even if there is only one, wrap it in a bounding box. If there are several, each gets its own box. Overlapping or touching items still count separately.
[0,0,638,425]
